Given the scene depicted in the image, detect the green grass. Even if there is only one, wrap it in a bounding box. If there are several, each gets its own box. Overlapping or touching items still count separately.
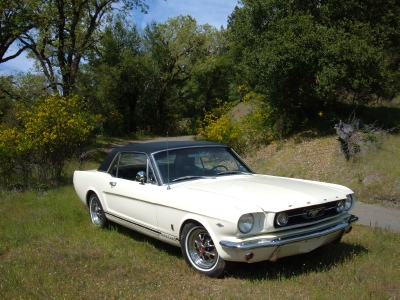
[1,132,400,299]
[1,182,400,297]
[0,188,399,299]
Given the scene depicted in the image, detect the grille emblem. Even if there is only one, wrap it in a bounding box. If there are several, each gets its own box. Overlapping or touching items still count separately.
[303,207,325,219]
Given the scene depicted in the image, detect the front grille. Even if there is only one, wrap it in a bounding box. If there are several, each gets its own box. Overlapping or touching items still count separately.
[274,201,342,228]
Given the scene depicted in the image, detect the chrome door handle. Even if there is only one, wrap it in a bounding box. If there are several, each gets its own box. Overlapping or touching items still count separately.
[109,182,117,187]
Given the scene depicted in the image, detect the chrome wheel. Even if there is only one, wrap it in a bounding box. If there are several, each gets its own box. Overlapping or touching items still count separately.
[187,227,218,269]
[181,223,226,277]
[89,194,107,228]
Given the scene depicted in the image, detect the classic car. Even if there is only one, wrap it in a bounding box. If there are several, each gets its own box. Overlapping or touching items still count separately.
[73,141,358,278]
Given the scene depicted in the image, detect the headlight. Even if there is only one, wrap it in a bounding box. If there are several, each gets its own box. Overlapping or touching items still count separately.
[238,214,254,233]
[276,212,289,226]
[345,194,355,211]
[336,200,345,213]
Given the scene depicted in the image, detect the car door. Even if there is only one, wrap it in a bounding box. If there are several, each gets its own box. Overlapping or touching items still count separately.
[102,152,160,231]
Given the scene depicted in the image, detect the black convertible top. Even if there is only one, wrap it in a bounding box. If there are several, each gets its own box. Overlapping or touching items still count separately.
[98,140,225,172]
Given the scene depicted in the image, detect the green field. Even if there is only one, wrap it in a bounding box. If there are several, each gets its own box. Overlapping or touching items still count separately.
[1,134,399,299]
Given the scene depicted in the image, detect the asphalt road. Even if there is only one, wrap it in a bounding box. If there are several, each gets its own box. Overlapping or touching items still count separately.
[352,202,400,233]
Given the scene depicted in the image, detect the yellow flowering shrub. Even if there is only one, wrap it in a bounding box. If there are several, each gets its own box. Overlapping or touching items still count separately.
[0,126,22,187]
[197,89,275,154]
[0,94,102,189]
[198,113,245,151]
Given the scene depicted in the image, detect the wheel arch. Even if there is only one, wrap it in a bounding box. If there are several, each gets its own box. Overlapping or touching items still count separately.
[179,218,202,242]
[86,190,98,207]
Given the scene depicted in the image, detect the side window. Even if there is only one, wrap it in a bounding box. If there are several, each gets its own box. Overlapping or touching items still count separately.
[109,152,149,182]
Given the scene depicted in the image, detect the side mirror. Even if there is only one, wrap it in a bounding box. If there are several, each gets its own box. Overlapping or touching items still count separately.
[136,171,146,184]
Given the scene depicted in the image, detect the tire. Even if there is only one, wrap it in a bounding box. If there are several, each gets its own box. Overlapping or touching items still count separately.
[89,193,108,228]
[181,223,227,278]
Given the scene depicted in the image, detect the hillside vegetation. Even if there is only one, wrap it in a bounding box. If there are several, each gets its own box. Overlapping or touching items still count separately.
[244,133,400,211]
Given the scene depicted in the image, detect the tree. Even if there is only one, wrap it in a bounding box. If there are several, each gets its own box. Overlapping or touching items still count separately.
[78,14,145,136]
[0,0,40,63]
[0,72,51,126]
[140,16,206,132]
[228,0,399,133]
[16,0,150,95]
[183,25,233,118]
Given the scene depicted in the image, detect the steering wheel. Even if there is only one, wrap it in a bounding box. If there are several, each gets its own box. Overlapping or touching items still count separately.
[211,165,228,172]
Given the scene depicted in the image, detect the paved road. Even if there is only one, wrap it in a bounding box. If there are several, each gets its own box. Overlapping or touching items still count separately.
[352,202,400,233]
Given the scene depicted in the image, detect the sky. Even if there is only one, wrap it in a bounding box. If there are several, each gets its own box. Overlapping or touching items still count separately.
[0,0,239,74]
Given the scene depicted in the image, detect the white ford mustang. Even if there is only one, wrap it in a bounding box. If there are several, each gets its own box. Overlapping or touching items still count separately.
[73,141,358,277]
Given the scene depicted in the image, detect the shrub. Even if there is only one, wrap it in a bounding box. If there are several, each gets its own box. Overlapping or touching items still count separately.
[196,95,274,154]
[0,94,102,190]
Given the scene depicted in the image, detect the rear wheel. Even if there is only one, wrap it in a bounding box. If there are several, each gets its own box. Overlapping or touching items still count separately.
[89,193,108,228]
[181,223,227,278]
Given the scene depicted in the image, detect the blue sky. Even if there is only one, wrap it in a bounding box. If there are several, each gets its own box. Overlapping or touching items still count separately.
[0,0,239,74]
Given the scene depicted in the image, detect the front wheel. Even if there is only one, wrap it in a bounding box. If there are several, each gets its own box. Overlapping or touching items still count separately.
[181,223,227,278]
[89,193,108,228]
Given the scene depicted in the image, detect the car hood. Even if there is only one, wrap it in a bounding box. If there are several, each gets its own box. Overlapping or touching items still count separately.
[182,174,352,212]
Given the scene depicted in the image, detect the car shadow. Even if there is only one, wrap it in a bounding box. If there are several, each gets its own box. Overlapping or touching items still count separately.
[224,242,368,280]
[108,222,367,279]
[108,222,182,258]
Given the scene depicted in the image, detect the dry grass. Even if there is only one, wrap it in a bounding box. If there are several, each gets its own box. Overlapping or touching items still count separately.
[244,133,400,210]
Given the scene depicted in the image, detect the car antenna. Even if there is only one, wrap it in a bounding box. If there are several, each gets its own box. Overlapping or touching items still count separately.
[167,132,171,190]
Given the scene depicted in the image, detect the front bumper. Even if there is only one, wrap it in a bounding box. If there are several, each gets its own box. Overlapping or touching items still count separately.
[219,214,359,262]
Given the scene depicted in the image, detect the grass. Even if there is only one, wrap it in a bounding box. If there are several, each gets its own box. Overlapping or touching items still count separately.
[1,131,400,299]
[245,133,400,210]
[0,187,399,299]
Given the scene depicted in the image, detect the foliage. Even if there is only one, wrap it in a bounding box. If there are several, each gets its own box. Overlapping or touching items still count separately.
[197,89,274,154]
[79,14,144,136]
[141,16,226,133]
[0,94,102,189]
[0,0,40,63]
[80,15,232,136]
[198,110,245,152]
[228,0,400,135]
[13,0,150,95]
[2,0,399,140]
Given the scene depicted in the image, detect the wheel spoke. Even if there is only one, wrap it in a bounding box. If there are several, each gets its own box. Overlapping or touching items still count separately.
[182,223,226,277]
[187,227,219,269]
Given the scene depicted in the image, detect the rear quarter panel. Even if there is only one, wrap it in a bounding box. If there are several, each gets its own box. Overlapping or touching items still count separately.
[73,170,106,206]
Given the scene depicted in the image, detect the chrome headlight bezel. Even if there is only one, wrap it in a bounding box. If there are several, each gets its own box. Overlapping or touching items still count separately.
[238,213,254,233]
[336,200,345,213]
[345,194,355,211]
[276,212,289,226]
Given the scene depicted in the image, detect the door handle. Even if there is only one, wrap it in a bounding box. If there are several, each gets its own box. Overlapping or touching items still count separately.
[109,181,117,187]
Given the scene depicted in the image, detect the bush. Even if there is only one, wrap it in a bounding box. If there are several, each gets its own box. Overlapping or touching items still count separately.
[0,94,102,190]
[196,96,274,154]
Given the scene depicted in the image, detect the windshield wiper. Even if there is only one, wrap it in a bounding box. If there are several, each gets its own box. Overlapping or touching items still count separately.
[172,175,215,182]
[216,171,252,176]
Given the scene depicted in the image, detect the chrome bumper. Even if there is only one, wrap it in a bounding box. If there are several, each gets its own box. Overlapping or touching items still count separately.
[220,214,359,250]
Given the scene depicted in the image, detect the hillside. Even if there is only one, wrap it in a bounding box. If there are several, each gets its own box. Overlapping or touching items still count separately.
[244,133,400,211]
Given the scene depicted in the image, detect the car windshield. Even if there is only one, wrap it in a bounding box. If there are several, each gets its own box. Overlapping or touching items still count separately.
[153,146,253,183]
